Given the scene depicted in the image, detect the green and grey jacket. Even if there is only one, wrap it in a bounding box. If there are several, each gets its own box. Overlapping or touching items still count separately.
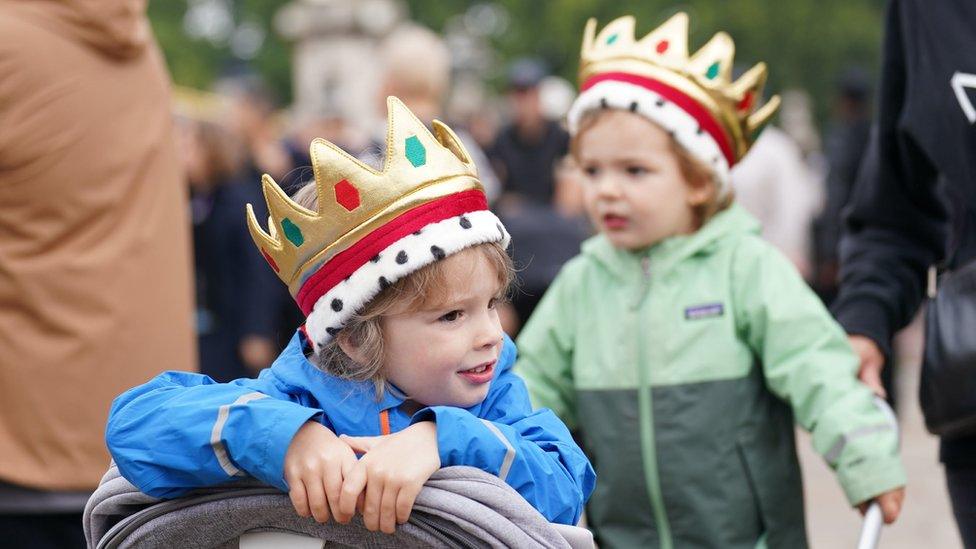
[516,205,906,549]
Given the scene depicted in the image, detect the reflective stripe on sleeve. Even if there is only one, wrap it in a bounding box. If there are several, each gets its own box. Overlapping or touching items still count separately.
[210,392,269,477]
[479,419,516,481]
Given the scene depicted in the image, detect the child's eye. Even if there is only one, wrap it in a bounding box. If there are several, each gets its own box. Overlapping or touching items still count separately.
[626,165,649,176]
[582,165,599,177]
[439,310,463,322]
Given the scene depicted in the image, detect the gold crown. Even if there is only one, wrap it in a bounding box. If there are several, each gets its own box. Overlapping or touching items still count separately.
[246,96,482,296]
[580,13,779,160]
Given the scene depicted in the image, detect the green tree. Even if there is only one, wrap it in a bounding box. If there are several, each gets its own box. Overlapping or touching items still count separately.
[149,0,885,123]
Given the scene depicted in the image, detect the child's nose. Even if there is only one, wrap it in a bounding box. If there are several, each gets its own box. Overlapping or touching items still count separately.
[594,175,624,199]
[475,312,504,350]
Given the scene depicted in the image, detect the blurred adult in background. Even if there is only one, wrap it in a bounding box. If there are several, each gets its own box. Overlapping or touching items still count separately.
[0,1,194,546]
[219,75,294,185]
[488,61,587,334]
[814,68,873,304]
[181,119,280,382]
[731,125,821,280]
[490,58,570,207]
[498,176,590,336]
[448,78,502,155]
[830,1,976,543]
[217,75,302,351]
[367,24,500,202]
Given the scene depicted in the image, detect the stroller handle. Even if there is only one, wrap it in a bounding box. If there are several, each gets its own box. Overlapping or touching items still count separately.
[857,502,883,549]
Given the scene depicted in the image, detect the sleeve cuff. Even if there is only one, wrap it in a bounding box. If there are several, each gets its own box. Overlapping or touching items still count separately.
[837,456,907,506]
[259,406,323,491]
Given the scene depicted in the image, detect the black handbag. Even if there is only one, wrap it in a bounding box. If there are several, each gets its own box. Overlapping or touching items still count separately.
[920,258,976,438]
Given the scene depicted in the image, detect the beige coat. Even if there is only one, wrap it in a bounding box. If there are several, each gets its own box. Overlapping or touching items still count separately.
[0,0,196,490]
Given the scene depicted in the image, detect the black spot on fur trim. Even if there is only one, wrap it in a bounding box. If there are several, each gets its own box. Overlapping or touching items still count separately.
[413,229,423,235]
[371,254,381,263]
[459,216,472,229]
[431,245,446,260]
[326,327,340,336]
[600,98,608,109]
[379,276,390,291]
[696,126,704,135]
[331,299,343,312]
[655,98,666,107]
[396,251,408,264]
[496,223,505,239]
[629,101,638,112]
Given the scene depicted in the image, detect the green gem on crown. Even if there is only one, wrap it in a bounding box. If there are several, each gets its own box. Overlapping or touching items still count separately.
[404,135,426,167]
[706,61,721,80]
[281,218,304,247]
[606,33,618,45]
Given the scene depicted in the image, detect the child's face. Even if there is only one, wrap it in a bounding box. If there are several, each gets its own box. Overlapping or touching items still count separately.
[576,110,707,250]
[379,249,505,408]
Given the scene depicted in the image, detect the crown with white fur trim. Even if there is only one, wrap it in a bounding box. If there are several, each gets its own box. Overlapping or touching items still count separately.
[567,13,779,192]
[246,97,509,351]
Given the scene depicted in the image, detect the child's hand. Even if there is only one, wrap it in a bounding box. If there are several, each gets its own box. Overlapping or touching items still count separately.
[283,421,358,524]
[857,486,906,524]
[338,421,441,534]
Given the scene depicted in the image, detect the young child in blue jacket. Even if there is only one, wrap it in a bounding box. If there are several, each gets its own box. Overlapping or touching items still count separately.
[106,97,595,534]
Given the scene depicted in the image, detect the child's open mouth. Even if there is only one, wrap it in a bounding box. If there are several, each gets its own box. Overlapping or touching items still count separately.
[602,213,628,230]
[457,361,495,384]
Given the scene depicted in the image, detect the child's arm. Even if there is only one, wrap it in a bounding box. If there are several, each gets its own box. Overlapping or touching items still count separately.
[732,237,907,508]
[106,369,323,498]
[409,338,596,525]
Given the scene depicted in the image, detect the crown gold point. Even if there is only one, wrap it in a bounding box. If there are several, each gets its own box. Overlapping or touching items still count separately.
[635,12,688,62]
[747,94,780,134]
[431,119,473,165]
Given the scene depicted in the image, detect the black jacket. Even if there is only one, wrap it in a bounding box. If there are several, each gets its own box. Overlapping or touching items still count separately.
[832,0,976,463]
[192,178,283,381]
[490,120,568,205]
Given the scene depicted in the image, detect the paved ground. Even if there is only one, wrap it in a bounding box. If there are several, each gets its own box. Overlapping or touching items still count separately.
[799,318,963,548]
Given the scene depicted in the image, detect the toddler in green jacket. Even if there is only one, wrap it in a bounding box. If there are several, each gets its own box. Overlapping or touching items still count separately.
[515,13,906,548]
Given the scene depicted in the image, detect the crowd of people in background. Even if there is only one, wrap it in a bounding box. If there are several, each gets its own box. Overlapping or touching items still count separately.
[179,51,872,380]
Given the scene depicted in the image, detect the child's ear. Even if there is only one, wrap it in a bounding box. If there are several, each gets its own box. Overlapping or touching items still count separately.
[686,178,716,207]
[336,331,368,365]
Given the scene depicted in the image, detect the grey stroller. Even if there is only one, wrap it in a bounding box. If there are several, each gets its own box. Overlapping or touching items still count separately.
[84,464,594,548]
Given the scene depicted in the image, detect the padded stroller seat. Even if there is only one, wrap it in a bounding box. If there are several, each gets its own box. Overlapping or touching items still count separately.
[84,464,594,548]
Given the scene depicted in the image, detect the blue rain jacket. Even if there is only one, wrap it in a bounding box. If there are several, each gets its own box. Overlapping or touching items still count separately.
[106,331,595,525]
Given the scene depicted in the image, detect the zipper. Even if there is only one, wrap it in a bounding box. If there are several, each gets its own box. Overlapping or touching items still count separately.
[633,255,673,548]
[632,256,652,310]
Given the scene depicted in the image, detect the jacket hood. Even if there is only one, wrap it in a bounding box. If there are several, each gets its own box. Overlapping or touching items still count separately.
[16,0,151,59]
[581,203,762,279]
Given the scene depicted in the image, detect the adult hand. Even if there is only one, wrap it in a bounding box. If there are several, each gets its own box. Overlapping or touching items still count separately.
[849,335,887,398]
[338,421,440,534]
[283,421,358,524]
[858,486,906,524]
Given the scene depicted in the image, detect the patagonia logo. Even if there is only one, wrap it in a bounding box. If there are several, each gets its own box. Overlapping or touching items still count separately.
[684,302,724,320]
